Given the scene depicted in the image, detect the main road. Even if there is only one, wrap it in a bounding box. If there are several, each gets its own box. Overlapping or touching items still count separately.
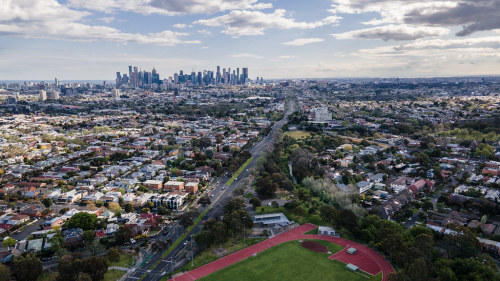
[125,100,294,281]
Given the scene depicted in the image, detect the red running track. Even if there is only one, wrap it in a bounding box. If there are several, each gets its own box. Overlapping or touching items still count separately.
[172,223,394,281]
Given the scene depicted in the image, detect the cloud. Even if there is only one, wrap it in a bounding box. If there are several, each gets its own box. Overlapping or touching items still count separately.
[332,24,448,41]
[283,38,324,46]
[229,53,263,59]
[277,55,295,59]
[67,0,273,15]
[195,9,340,36]
[330,0,500,37]
[197,29,212,35]
[173,23,187,28]
[0,0,200,46]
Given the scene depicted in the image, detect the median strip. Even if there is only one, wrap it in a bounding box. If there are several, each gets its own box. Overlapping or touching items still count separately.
[226,157,253,186]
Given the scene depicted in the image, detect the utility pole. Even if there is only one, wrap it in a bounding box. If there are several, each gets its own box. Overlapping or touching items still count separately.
[190,234,194,267]
[243,216,246,246]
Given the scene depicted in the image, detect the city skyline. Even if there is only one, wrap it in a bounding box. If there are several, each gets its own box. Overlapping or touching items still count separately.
[1,0,500,80]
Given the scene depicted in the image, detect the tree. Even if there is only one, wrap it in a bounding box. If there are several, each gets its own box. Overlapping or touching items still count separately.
[422,201,433,211]
[178,210,199,228]
[195,230,214,246]
[157,206,170,216]
[319,205,339,225]
[212,222,228,246]
[57,255,83,281]
[65,212,98,230]
[124,203,134,213]
[107,247,120,263]
[414,234,434,261]
[82,230,95,244]
[249,197,261,209]
[199,195,211,207]
[13,253,42,281]
[2,237,16,247]
[83,256,108,281]
[141,208,150,213]
[115,226,132,245]
[42,198,53,208]
[223,198,245,215]
[108,202,121,213]
[0,264,10,281]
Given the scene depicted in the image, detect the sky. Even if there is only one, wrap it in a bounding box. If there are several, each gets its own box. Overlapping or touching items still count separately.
[1,0,500,80]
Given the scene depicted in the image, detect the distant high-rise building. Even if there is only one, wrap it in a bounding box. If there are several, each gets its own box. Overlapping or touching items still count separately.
[39,90,47,102]
[237,68,240,84]
[242,68,249,83]
[54,78,59,86]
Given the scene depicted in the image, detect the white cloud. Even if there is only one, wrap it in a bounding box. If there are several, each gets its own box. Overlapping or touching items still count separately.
[173,23,187,29]
[332,24,448,41]
[283,38,324,46]
[277,55,295,59]
[0,0,200,46]
[229,53,263,59]
[197,29,212,35]
[195,9,340,36]
[67,0,273,15]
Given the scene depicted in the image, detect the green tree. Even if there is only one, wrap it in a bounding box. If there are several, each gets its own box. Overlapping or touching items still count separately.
[2,237,16,247]
[42,198,53,208]
[249,197,261,208]
[124,203,134,213]
[65,212,98,230]
[12,253,42,281]
[107,247,120,263]
[83,256,108,281]
[0,264,10,281]
[57,255,83,281]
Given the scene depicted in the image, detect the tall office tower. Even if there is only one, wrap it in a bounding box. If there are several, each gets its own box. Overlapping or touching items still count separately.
[237,68,240,84]
[111,89,120,99]
[174,73,179,84]
[39,90,47,102]
[232,70,236,85]
[54,78,59,86]
[116,72,121,87]
[216,66,221,83]
[190,72,196,84]
[128,65,132,77]
[152,68,160,84]
[228,68,231,84]
[242,68,249,83]
[197,72,202,85]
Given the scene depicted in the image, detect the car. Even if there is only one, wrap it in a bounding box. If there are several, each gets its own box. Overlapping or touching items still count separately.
[211,194,214,197]
[183,241,188,246]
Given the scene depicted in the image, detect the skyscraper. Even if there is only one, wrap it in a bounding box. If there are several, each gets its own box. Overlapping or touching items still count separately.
[39,90,47,102]
[242,68,249,84]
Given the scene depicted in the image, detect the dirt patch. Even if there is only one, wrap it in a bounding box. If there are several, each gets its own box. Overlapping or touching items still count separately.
[301,241,328,253]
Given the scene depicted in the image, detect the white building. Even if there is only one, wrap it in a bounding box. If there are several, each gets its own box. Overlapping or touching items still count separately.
[39,90,47,102]
[111,89,120,99]
[312,107,332,122]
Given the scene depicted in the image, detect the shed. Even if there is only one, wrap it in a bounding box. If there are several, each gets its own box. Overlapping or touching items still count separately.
[346,263,359,271]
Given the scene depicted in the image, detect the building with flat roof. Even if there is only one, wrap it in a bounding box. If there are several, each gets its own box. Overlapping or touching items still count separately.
[318,226,337,236]
[252,213,294,227]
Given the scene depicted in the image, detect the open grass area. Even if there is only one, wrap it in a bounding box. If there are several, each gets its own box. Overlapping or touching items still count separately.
[199,241,382,281]
[226,157,253,186]
[107,254,135,268]
[284,131,312,139]
[37,272,57,281]
[305,228,319,235]
[103,270,126,281]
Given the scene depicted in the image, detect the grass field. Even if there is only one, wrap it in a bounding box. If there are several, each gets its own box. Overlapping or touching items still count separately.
[107,254,134,268]
[103,270,126,281]
[226,157,253,186]
[199,241,382,281]
[284,131,311,139]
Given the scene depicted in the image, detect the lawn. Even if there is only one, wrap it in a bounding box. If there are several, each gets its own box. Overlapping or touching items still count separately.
[37,272,57,281]
[284,131,311,139]
[199,241,382,281]
[103,270,126,281]
[226,157,253,186]
[107,254,135,268]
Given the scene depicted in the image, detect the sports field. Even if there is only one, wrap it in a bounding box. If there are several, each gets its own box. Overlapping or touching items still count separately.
[283,130,311,139]
[199,240,382,281]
